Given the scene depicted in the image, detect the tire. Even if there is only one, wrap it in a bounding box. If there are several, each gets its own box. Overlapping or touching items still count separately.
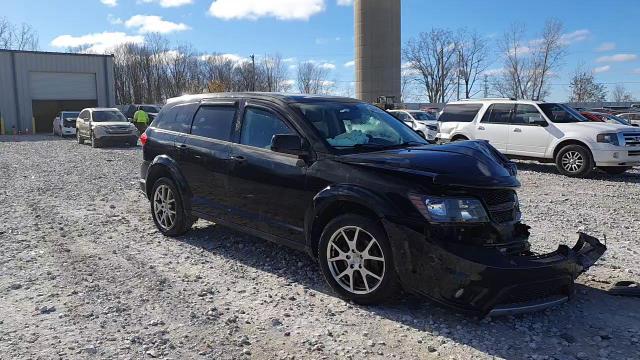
[150,177,192,237]
[77,131,84,144]
[555,144,594,178]
[599,166,631,175]
[90,132,100,148]
[452,136,468,142]
[318,214,401,304]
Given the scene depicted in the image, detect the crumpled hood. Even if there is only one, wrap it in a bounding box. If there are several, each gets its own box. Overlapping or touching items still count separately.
[335,140,520,189]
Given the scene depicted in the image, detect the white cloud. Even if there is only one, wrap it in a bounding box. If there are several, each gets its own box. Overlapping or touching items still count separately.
[200,53,249,64]
[101,0,118,7]
[597,54,638,63]
[596,42,616,52]
[319,62,336,70]
[209,0,326,21]
[482,68,505,76]
[107,14,123,25]
[283,57,297,63]
[124,15,190,34]
[344,60,355,67]
[139,0,193,8]
[593,65,611,74]
[560,29,590,45]
[337,0,353,5]
[50,32,144,53]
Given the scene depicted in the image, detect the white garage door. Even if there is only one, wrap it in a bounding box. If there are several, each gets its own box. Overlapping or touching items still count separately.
[29,72,97,100]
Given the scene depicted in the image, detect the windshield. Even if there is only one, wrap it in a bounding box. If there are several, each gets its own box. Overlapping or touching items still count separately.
[411,112,436,121]
[293,102,428,151]
[93,111,127,123]
[605,114,631,126]
[140,106,160,113]
[539,104,589,123]
[62,112,80,120]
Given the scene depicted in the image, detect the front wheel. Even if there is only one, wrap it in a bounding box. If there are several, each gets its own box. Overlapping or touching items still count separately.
[151,177,192,237]
[90,132,100,148]
[555,145,594,178]
[318,214,401,304]
[599,166,631,175]
[77,131,84,144]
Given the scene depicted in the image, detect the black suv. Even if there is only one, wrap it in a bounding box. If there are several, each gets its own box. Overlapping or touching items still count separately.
[139,93,605,316]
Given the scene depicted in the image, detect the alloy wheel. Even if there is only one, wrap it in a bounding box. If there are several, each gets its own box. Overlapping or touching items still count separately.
[326,226,385,295]
[153,184,177,231]
[561,151,584,173]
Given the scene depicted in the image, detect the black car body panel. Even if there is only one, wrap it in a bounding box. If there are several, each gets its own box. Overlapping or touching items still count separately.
[139,93,606,316]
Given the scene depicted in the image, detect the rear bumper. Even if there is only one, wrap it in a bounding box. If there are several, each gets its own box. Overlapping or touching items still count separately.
[384,220,606,316]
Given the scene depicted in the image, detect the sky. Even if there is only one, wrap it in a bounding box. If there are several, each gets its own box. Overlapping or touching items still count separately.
[3,0,640,102]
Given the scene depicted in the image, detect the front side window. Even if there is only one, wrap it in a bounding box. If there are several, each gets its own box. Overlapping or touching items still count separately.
[92,110,127,122]
[513,104,545,125]
[240,107,293,149]
[79,110,89,121]
[539,104,588,123]
[293,102,427,151]
[439,104,483,123]
[412,112,436,121]
[191,106,236,141]
[481,104,513,124]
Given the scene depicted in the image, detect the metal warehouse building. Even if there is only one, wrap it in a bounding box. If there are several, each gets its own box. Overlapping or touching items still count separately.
[0,50,115,134]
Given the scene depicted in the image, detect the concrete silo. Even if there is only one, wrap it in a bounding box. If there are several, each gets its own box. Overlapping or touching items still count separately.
[354,0,401,103]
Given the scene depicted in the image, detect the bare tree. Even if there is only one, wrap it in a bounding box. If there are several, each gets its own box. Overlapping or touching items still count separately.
[494,23,532,99]
[403,29,457,103]
[296,62,330,94]
[611,84,634,102]
[261,54,290,92]
[455,29,490,99]
[530,19,566,100]
[0,17,39,50]
[568,65,607,102]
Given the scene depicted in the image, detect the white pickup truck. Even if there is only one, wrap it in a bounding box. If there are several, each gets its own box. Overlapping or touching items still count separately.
[437,99,640,177]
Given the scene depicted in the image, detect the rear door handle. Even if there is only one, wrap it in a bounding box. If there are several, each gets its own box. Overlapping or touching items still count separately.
[513,128,522,133]
[230,155,246,163]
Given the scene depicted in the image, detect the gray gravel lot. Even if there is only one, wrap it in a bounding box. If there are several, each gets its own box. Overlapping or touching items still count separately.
[1,135,639,360]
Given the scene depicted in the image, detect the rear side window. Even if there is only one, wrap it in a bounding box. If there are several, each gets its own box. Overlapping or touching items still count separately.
[190,106,236,141]
[481,104,514,124]
[241,107,293,149]
[513,104,543,125]
[439,104,483,123]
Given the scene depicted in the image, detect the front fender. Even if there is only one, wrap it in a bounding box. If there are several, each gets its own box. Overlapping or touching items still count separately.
[305,184,403,250]
[146,155,192,212]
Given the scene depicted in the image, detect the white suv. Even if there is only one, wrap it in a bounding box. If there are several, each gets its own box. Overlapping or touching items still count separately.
[388,110,438,142]
[437,99,640,177]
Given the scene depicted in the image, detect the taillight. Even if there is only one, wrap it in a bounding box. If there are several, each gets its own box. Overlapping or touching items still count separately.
[140,132,148,146]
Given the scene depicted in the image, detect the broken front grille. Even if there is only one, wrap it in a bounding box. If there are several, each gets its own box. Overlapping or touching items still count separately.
[476,189,519,224]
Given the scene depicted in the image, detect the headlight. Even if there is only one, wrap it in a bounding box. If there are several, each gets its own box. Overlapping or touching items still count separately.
[409,194,489,223]
[597,133,620,146]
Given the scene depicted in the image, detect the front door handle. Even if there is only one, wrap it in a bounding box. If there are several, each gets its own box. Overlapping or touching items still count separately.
[513,128,522,133]
[478,126,485,130]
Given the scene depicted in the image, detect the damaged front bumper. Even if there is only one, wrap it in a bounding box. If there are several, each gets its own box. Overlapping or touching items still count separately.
[384,221,607,316]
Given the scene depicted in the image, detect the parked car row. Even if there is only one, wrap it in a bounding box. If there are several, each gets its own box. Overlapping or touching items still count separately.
[436,98,640,177]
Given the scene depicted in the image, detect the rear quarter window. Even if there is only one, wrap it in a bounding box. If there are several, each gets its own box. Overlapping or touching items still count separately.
[439,104,483,123]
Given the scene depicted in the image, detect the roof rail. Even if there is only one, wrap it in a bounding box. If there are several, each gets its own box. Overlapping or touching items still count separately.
[459,97,517,101]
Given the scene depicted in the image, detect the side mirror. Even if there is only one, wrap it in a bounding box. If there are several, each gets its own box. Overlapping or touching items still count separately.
[271,134,308,156]
[528,116,548,127]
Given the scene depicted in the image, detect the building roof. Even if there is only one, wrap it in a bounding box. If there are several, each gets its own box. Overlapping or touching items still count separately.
[0,49,114,58]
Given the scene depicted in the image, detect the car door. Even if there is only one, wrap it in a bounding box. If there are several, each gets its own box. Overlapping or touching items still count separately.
[226,102,309,244]
[507,104,553,157]
[53,113,60,133]
[474,104,512,152]
[77,110,90,137]
[178,102,236,219]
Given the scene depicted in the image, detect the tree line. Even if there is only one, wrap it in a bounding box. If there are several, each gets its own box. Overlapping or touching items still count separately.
[0,17,39,51]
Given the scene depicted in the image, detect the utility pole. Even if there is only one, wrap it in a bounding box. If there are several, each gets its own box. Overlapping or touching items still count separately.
[250,54,256,92]
[483,74,489,98]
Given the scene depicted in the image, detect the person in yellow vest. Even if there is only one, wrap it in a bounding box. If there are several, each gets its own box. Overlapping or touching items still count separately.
[133,108,150,133]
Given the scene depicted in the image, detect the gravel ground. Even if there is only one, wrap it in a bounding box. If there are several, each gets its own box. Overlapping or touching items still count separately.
[1,135,639,360]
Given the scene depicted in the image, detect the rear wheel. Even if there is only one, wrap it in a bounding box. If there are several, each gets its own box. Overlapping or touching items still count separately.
[555,145,594,178]
[318,214,400,304]
[599,166,631,175]
[452,135,468,142]
[151,177,192,237]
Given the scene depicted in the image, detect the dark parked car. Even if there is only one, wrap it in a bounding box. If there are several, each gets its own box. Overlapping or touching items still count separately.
[139,93,606,316]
